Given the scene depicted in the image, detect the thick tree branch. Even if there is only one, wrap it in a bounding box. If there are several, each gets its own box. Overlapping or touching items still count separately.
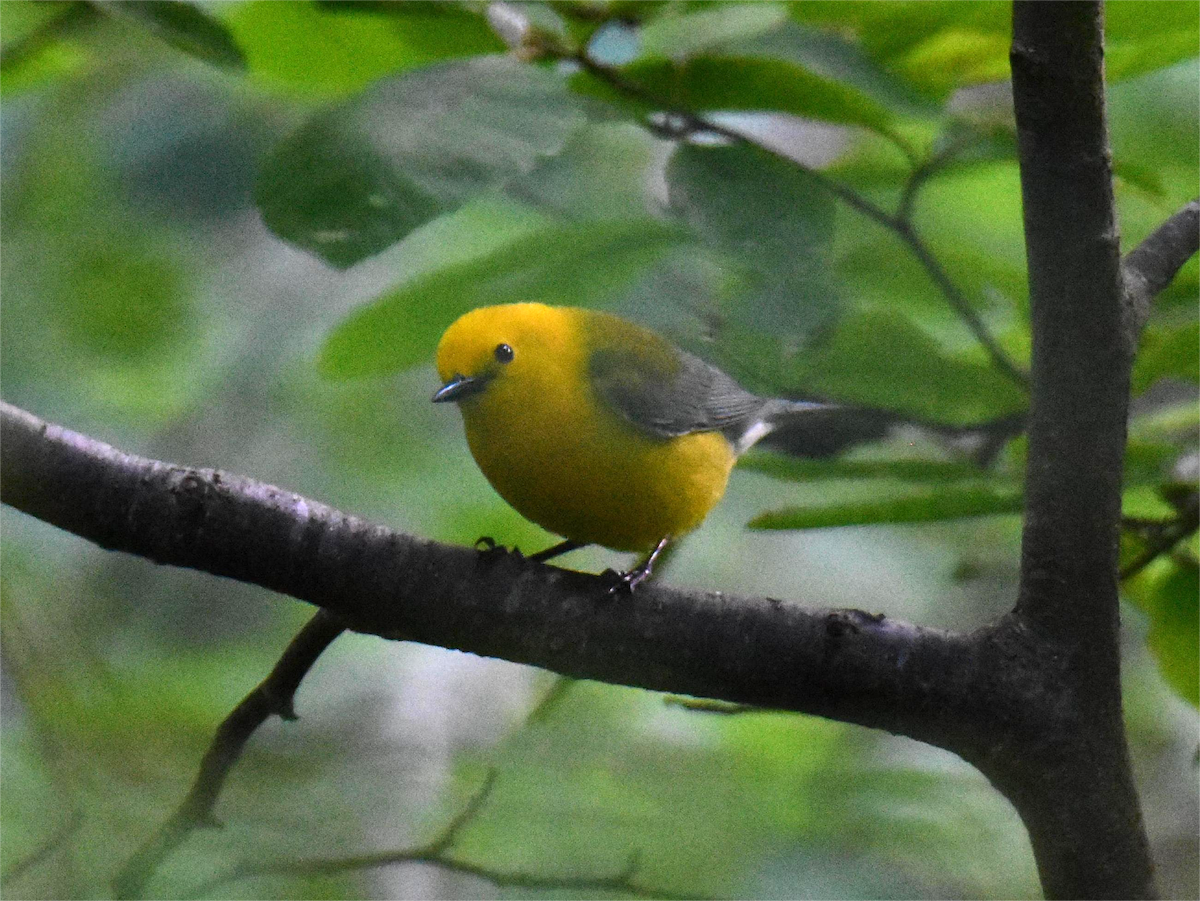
[1009,2,1156,897]
[0,401,998,754]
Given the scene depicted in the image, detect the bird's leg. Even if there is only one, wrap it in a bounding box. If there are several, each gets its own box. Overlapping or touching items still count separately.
[529,539,585,563]
[473,536,520,563]
[609,536,671,594]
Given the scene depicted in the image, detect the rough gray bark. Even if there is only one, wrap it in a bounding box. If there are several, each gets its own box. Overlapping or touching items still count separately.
[1008,2,1157,897]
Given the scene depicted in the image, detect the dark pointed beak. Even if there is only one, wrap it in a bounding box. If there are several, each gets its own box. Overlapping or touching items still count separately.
[432,374,489,403]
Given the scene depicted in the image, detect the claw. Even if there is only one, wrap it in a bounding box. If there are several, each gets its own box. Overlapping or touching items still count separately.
[474,536,523,561]
[604,537,670,595]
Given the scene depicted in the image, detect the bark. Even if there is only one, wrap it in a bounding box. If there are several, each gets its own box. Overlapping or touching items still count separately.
[0,400,996,754]
[1008,2,1156,897]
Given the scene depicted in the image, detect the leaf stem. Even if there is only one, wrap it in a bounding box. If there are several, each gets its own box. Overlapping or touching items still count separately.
[570,52,1030,391]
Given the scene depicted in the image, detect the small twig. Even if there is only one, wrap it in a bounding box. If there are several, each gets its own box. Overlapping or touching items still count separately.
[572,52,1030,391]
[893,218,1031,389]
[897,129,983,224]
[1,809,84,885]
[194,852,701,901]
[187,767,702,900]
[180,724,729,901]
[1120,492,1200,581]
[425,769,500,856]
[113,610,346,900]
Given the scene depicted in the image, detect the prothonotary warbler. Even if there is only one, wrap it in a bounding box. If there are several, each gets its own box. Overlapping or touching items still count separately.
[433,303,830,589]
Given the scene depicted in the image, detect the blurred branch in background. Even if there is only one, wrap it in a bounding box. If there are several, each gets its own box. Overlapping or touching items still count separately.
[183,763,720,901]
[0,809,84,887]
[565,44,1031,391]
[114,611,346,899]
[1121,489,1200,581]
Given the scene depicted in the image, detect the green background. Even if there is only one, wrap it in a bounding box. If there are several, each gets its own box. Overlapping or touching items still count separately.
[2,2,1196,898]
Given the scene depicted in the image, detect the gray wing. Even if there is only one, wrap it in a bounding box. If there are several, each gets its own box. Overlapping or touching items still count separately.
[589,344,768,442]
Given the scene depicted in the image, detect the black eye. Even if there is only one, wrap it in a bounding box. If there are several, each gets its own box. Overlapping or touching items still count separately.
[494,343,514,364]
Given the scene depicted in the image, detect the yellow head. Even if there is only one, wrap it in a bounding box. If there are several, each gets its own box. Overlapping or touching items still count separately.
[433,303,578,406]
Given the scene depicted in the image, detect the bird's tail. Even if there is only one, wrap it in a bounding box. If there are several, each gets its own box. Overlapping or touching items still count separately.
[752,401,1027,468]
[735,398,839,454]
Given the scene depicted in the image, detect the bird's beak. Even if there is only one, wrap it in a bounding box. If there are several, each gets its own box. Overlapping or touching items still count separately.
[432,373,489,403]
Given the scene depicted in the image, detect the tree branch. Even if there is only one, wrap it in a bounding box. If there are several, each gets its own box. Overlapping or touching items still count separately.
[0,401,995,753]
[571,52,1030,391]
[1122,199,1200,346]
[1,810,84,887]
[189,726,698,900]
[1120,491,1200,581]
[113,610,345,900]
[1009,2,1156,897]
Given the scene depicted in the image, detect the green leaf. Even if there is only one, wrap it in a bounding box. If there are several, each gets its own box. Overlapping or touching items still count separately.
[1113,159,1167,199]
[740,451,983,484]
[749,481,1024,530]
[256,129,443,270]
[1126,559,1200,706]
[633,54,897,134]
[787,309,1027,424]
[731,21,933,117]
[572,55,896,137]
[256,56,585,267]
[319,218,682,377]
[1108,29,1200,82]
[96,1,244,69]
[787,1,1010,100]
[638,3,788,61]
[504,123,660,220]
[220,0,503,97]
[1124,439,1188,489]
[316,0,465,10]
[0,1,89,94]
[668,143,834,269]
[666,141,838,338]
[892,28,1010,97]
[1106,1,1200,83]
[1131,321,1200,395]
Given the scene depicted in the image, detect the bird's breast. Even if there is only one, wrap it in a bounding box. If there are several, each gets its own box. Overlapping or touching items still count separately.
[460,368,734,552]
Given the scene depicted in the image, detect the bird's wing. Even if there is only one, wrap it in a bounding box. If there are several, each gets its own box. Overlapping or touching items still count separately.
[587,321,766,441]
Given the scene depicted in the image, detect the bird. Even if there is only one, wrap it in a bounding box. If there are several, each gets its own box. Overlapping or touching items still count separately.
[433,303,831,590]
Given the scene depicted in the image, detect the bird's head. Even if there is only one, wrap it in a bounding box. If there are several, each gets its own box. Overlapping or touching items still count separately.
[433,303,571,405]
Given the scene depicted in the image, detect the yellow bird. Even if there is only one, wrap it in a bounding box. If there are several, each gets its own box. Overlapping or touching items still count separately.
[434,303,829,589]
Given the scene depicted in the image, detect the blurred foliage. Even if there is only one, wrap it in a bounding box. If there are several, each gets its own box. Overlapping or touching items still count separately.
[1,2,1196,900]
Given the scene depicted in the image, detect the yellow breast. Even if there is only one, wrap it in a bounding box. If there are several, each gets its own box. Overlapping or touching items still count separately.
[451,306,736,552]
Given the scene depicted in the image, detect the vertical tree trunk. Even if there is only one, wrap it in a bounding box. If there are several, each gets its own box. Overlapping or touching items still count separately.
[1008,2,1156,896]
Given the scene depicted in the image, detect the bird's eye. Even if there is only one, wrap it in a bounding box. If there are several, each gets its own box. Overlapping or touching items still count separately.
[494,343,514,364]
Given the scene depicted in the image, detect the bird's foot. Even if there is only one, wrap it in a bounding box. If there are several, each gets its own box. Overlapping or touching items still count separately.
[604,537,671,595]
[474,536,523,561]
[604,564,652,595]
